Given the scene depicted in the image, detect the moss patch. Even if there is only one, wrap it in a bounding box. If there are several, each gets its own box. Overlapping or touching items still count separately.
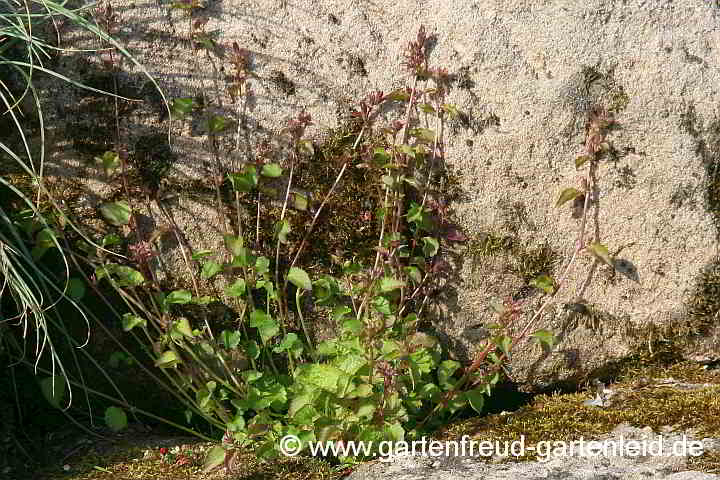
[33,432,342,480]
[435,360,720,469]
[468,231,558,283]
[580,65,630,115]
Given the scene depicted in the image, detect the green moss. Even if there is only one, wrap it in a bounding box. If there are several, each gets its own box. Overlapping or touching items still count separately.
[468,231,558,283]
[34,435,341,480]
[436,360,720,467]
[233,118,387,277]
[579,65,630,114]
[684,257,720,336]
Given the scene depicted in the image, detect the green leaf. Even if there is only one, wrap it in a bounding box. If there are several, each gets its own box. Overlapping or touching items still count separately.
[202,445,226,473]
[335,354,367,376]
[225,278,246,297]
[115,266,145,287]
[465,389,485,415]
[380,277,405,292]
[438,360,461,390]
[575,155,592,169]
[422,237,439,257]
[556,188,583,208]
[227,412,246,432]
[373,147,390,164]
[66,277,86,300]
[104,406,128,433]
[341,318,364,335]
[529,274,555,294]
[244,341,260,359]
[166,289,192,304]
[406,202,424,223]
[261,163,283,178]
[155,350,181,368]
[192,249,215,260]
[293,404,320,425]
[292,191,308,211]
[287,267,312,291]
[121,313,146,331]
[170,98,195,118]
[273,333,304,356]
[386,423,405,442]
[405,266,422,284]
[220,330,242,349]
[275,220,290,244]
[388,89,411,102]
[381,174,396,189]
[372,296,392,315]
[201,261,223,280]
[249,310,279,343]
[208,115,230,134]
[241,370,263,383]
[531,329,556,349]
[331,306,352,323]
[419,103,435,114]
[294,364,346,394]
[587,242,614,267]
[410,127,435,143]
[442,104,459,118]
[35,228,57,249]
[39,376,66,409]
[193,295,217,305]
[255,256,270,275]
[223,235,244,256]
[398,144,415,158]
[228,168,258,192]
[491,335,512,356]
[172,317,194,338]
[108,351,132,368]
[102,234,122,247]
[230,248,252,268]
[100,201,132,226]
[96,151,121,176]
[446,392,468,414]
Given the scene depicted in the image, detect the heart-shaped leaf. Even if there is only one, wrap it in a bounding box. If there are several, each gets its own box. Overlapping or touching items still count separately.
[531,329,556,349]
[100,201,131,226]
[556,188,583,208]
[261,163,283,178]
[104,406,128,432]
[287,267,312,291]
[225,278,246,297]
[166,289,192,304]
[587,242,613,267]
[121,313,146,331]
[529,274,556,294]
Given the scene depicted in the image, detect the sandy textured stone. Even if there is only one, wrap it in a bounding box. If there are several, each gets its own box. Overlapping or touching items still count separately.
[41,0,720,387]
[346,425,719,480]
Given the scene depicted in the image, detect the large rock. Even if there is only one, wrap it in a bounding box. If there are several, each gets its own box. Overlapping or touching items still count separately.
[346,425,720,480]
[40,0,720,389]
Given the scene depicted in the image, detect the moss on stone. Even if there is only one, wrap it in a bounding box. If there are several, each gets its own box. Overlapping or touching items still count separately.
[435,359,720,469]
[468,231,558,283]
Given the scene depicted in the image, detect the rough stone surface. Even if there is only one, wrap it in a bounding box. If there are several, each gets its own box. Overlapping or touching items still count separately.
[346,425,719,480]
[41,0,720,388]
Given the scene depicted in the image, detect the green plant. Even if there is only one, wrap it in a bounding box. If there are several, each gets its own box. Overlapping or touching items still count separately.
[82,22,624,477]
[85,26,504,470]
